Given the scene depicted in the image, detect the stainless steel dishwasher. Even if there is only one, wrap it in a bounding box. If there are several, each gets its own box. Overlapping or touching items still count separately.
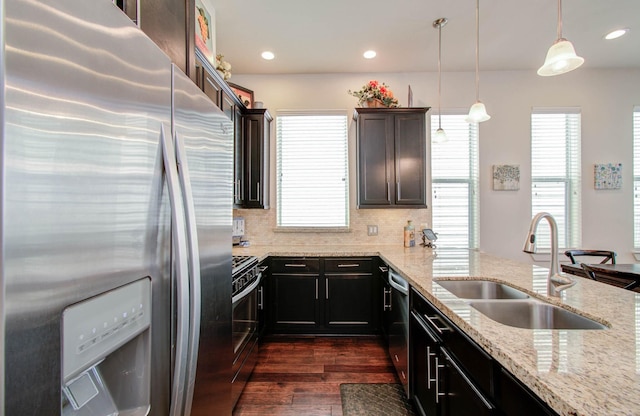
[388,268,410,396]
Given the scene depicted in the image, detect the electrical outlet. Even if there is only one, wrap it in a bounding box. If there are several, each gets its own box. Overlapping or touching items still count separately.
[367,225,378,236]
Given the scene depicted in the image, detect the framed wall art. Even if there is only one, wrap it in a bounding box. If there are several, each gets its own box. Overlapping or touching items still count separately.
[195,0,215,65]
[594,163,622,190]
[492,164,520,191]
[228,83,254,108]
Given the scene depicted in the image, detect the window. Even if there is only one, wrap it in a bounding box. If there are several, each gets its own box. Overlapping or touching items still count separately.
[430,114,479,248]
[276,111,349,228]
[530,108,581,250]
[634,107,640,248]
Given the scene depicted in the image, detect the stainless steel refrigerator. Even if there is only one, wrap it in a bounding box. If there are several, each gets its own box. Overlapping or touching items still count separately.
[1,0,233,415]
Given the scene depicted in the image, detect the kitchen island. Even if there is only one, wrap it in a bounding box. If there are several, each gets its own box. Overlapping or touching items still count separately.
[234,244,640,416]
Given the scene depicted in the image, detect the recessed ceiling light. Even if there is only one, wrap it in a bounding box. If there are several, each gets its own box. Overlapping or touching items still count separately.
[604,28,629,40]
[363,50,376,59]
[261,51,275,60]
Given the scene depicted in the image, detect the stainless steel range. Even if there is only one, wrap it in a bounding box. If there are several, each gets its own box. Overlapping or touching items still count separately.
[232,255,260,296]
[231,255,263,408]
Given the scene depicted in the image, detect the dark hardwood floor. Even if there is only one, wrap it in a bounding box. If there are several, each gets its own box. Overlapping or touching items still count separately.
[233,336,399,416]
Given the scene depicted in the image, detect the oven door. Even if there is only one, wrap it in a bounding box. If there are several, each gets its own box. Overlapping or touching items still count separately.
[231,272,261,407]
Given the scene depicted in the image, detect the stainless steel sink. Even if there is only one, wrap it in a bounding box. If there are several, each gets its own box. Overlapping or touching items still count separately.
[436,280,529,300]
[468,300,607,330]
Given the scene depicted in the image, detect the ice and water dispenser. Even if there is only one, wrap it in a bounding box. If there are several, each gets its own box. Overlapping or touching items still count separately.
[61,278,152,416]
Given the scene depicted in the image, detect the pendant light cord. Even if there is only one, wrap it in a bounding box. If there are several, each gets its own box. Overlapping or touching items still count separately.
[438,22,442,129]
[557,0,563,40]
[475,0,480,102]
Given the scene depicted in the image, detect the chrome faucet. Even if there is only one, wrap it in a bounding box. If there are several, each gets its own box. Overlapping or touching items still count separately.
[523,212,576,297]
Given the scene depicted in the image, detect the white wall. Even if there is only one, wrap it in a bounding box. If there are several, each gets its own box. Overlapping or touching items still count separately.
[231,68,640,264]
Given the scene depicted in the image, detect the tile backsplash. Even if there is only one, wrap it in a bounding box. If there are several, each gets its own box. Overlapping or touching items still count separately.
[233,208,430,247]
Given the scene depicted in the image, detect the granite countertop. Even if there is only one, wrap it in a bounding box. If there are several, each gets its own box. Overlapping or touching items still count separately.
[234,244,640,416]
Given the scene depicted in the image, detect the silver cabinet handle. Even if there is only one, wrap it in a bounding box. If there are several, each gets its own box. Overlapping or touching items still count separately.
[435,356,445,404]
[315,278,319,300]
[284,263,306,268]
[337,263,359,268]
[383,287,391,311]
[257,181,260,198]
[379,266,389,273]
[397,181,400,200]
[427,346,436,388]
[326,279,329,300]
[160,124,189,416]
[258,286,264,310]
[387,182,391,201]
[425,314,451,334]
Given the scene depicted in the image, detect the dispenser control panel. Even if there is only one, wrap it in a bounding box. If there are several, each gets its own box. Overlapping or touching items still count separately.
[62,278,151,382]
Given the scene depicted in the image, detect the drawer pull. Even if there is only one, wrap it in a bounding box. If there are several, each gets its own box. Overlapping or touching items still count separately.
[284,263,306,268]
[425,314,451,334]
[337,263,359,268]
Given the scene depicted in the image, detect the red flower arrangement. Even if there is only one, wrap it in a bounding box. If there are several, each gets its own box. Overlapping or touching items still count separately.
[348,80,400,108]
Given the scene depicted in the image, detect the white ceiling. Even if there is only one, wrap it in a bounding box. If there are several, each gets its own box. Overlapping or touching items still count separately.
[208,0,639,75]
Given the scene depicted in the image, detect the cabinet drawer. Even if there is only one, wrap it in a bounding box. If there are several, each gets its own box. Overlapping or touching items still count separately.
[271,258,320,273]
[324,258,373,273]
[411,288,493,397]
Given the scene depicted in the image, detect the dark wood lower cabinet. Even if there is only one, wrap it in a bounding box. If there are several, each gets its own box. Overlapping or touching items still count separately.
[496,368,557,416]
[272,273,320,328]
[410,288,558,416]
[268,257,379,334]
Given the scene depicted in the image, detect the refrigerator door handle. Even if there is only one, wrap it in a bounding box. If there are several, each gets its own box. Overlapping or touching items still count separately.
[160,124,191,416]
[174,129,202,416]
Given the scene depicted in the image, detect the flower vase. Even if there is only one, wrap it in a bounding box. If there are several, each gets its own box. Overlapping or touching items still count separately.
[361,98,386,108]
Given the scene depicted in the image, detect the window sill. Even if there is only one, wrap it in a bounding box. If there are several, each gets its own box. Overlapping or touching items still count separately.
[274,226,350,233]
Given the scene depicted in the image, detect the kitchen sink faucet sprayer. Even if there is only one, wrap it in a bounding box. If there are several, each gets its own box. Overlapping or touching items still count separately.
[523,212,576,297]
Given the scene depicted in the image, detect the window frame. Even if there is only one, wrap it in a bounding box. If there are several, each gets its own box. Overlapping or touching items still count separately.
[275,110,349,231]
[530,107,582,251]
[430,112,479,249]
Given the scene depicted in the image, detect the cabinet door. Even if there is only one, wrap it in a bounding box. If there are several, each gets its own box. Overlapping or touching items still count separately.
[496,368,556,416]
[441,349,495,416]
[394,113,426,206]
[271,273,320,330]
[235,110,271,209]
[244,114,270,208]
[410,311,440,416]
[357,113,394,206]
[233,107,244,206]
[325,274,373,330]
[202,67,221,106]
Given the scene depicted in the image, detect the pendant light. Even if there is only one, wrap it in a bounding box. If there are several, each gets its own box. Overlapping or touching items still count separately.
[433,18,448,144]
[466,0,490,124]
[538,0,584,76]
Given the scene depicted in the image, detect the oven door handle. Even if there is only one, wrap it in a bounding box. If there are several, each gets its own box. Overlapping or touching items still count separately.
[232,271,263,304]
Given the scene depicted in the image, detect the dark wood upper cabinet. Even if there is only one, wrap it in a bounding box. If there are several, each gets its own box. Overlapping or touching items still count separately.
[354,108,430,208]
[236,109,272,209]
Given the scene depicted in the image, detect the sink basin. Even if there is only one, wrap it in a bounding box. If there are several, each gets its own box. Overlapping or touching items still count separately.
[468,300,607,330]
[436,280,529,300]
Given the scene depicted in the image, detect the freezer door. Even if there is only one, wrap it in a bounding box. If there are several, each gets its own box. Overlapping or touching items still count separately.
[172,67,234,415]
[2,0,173,414]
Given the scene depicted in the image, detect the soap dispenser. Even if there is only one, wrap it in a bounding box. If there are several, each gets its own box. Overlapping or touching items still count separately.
[404,220,415,247]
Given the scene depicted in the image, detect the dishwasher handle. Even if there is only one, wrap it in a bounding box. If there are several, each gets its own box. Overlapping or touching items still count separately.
[388,269,409,296]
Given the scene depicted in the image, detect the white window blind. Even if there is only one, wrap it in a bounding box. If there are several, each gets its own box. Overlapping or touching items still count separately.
[633,107,640,248]
[430,114,479,248]
[531,108,581,250]
[276,111,349,228]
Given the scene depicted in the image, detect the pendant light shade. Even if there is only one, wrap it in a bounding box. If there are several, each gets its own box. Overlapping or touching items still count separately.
[433,128,448,144]
[538,0,584,76]
[467,102,491,123]
[466,0,490,124]
[433,17,448,143]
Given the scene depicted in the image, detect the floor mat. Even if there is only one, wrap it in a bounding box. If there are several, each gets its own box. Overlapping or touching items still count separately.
[340,383,416,416]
